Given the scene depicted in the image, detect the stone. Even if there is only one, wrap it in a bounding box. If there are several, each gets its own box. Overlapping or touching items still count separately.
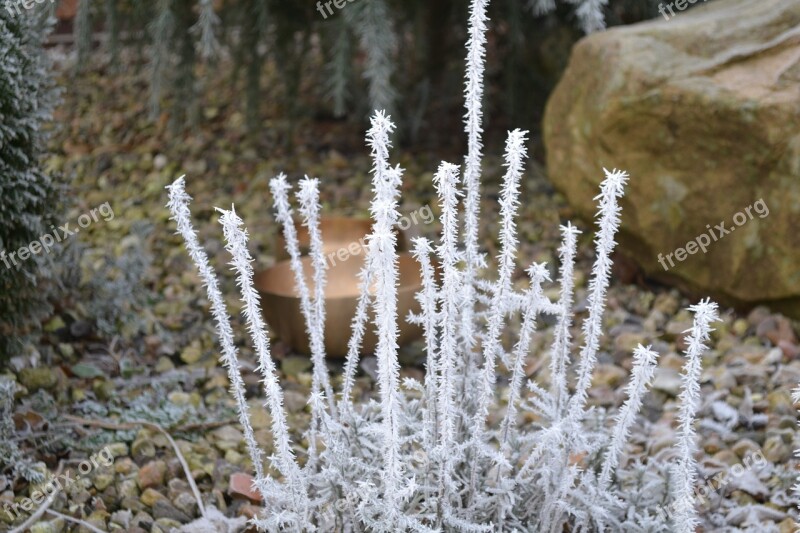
[228,472,263,503]
[30,523,59,533]
[141,487,167,508]
[592,364,628,388]
[283,390,308,413]
[94,473,114,491]
[763,435,791,463]
[173,491,199,517]
[138,460,167,490]
[651,367,682,396]
[18,368,57,391]
[544,0,800,316]
[152,499,191,522]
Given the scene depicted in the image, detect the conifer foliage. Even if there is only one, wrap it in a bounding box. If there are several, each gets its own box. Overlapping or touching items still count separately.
[167,1,722,530]
[0,9,59,362]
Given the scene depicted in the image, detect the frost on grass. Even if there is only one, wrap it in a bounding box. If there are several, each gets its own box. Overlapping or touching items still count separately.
[165,0,728,530]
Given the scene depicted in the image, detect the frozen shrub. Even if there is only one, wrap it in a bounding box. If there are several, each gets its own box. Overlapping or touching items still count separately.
[166,1,722,530]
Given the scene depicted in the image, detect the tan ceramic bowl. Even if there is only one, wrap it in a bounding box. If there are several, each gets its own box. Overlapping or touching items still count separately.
[275,216,406,262]
[255,252,423,357]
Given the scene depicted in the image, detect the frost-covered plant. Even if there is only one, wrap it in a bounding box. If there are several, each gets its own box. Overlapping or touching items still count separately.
[0,379,44,483]
[166,1,723,530]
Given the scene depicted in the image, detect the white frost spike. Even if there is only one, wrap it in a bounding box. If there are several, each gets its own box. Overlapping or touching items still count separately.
[339,252,376,407]
[270,175,330,441]
[567,168,628,420]
[297,176,337,417]
[550,223,581,417]
[479,128,528,378]
[411,237,441,453]
[217,206,309,519]
[462,0,490,275]
[469,129,528,497]
[165,177,264,486]
[432,161,463,510]
[460,0,491,363]
[365,111,405,513]
[598,344,659,492]
[499,263,550,450]
[671,299,719,533]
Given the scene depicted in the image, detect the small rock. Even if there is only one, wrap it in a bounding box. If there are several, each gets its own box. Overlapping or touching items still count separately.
[228,472,263,503]
[153,154,168,170]
[180,342,204,365]
[763,435,790,463]
[283,390,307,413]
[761,347,783,365]
[778,340,799,359]
[652,368,682,396]
[711,449,739,466]
[138,460,167,490]
[173,491,199,517]
[18,368,57,391]
[613,332,648,356]
[592,364,628,388]
[132,437,156,461]
[141,487,166,507]
[118,479,140,500]
[282,356,312,377]
[756,315,797,346]
[109,510,133,529]
[154,356,175,373]
[69,320,92,339]
[30,523,59,533]
[732,318,749,337]
[115,457,136,475]
[106,442,129,458]
[747,306,771,328]
[94,474,114,491]
[727,469,770,499]
[85,510,110,530]
[131,510,154,528]
[168,391,192,406]
[152,499,191,522]
[731,439,761,459]
[767,390,794,415]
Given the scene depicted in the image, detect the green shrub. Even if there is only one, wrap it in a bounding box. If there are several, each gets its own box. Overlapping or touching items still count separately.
[0,11,60,363]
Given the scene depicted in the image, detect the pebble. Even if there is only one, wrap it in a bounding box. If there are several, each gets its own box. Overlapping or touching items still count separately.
[18,368,57,391]
[762,435,791,463]
[138,460,167,490]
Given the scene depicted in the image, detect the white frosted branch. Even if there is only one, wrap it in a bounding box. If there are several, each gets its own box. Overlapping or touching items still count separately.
[499,263,550,450]
[165,176,266,484]
[566,168,629,421]
[672,299,719,533]
[598,344,659,492]
[217,206,309,522]
[411,237,441,454]
[549,223,581,417]
[432,161,463,513]
[366,111,406,513]
[297,176,337,418]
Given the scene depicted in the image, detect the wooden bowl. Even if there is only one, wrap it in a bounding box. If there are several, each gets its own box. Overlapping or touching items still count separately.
[255,252,423,357]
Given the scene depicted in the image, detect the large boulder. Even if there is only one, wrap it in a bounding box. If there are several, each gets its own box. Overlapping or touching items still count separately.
[544,0,800,317]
